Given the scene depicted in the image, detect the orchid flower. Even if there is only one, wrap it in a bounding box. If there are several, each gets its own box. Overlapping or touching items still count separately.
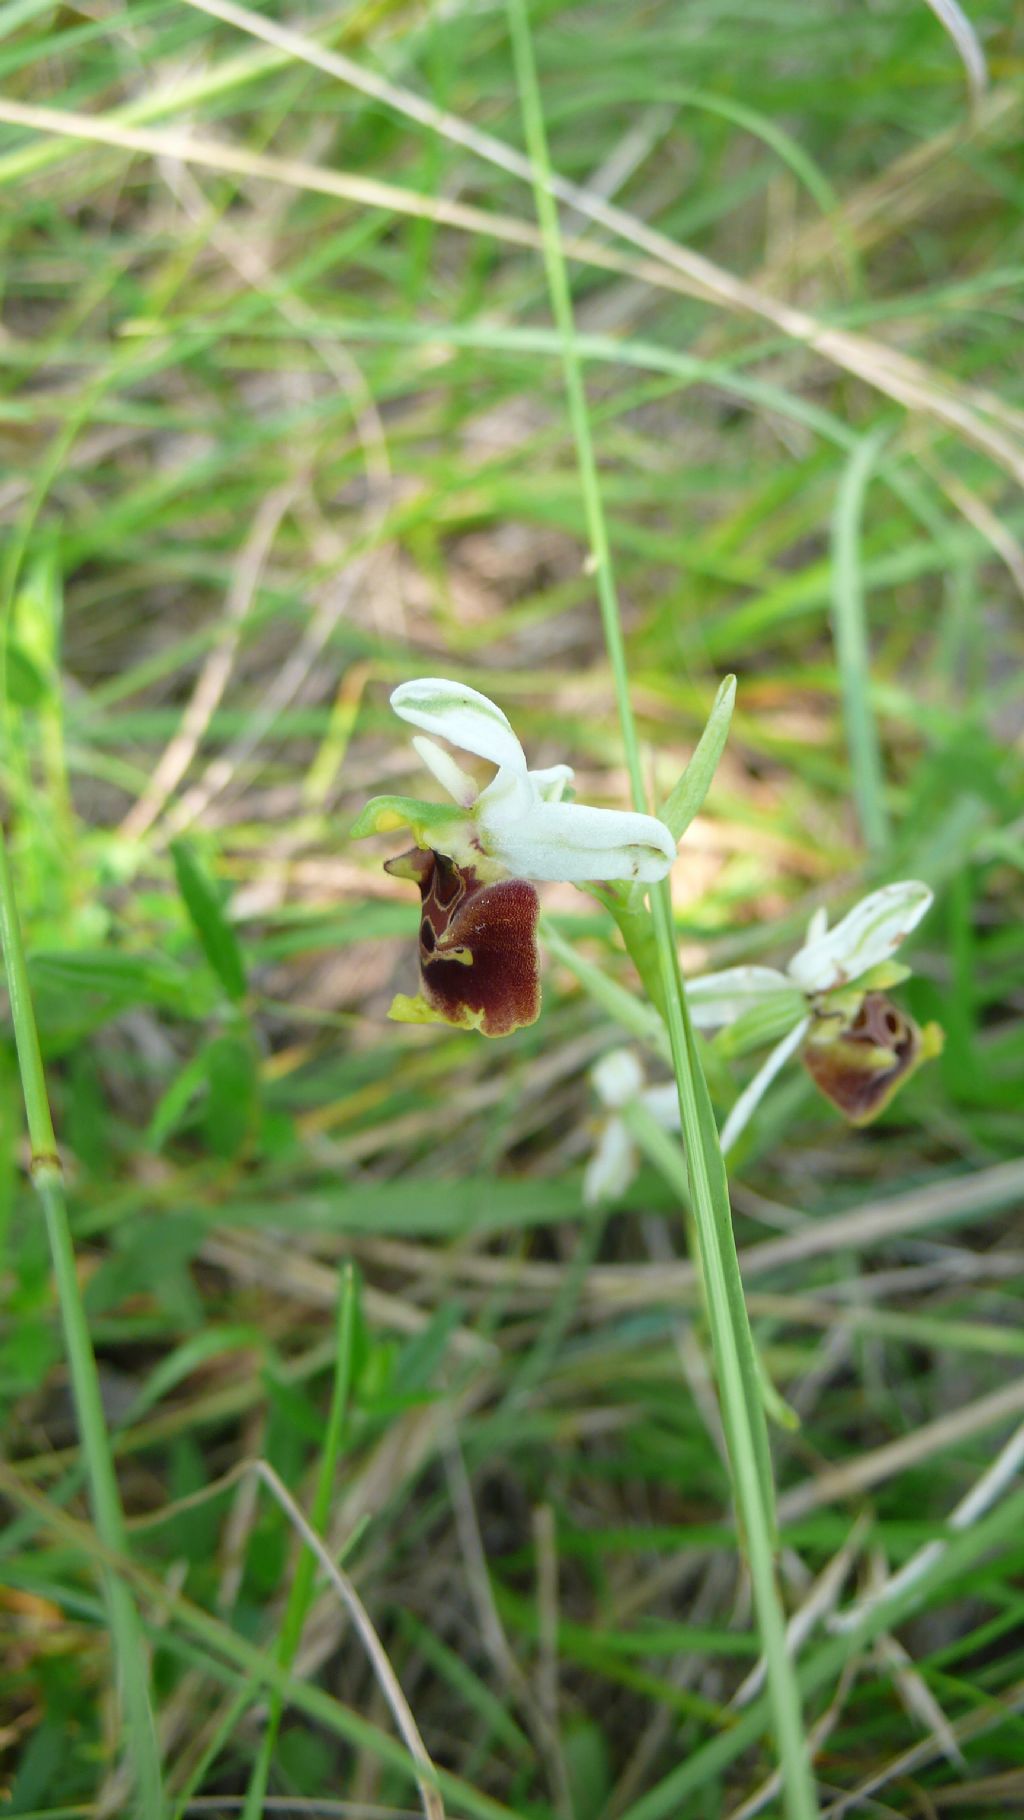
[688,881,943,1151]
[583,1048,680,1206]
[353,679,677,1037]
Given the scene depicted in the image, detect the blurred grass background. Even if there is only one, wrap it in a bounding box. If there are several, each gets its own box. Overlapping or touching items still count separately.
[2,0,1024,1813]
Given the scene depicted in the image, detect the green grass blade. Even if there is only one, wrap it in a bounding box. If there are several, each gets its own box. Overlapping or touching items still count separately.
[170,837,247,1003]
[241,1262,359,1819]
[0,833,164,1815]
[830,426,891,856]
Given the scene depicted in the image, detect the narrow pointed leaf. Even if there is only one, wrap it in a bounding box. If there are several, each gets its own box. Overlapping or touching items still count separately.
[658,675,736,842]
[171,839,247,1003]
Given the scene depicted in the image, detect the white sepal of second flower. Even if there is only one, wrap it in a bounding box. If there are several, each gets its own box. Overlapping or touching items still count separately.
[391,677,677,885]
[787,880,933,995]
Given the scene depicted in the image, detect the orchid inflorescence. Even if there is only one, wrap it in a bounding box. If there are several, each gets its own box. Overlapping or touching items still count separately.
[584,881,942,1201]
[356,677,941,1159]
[353,678,677,1036]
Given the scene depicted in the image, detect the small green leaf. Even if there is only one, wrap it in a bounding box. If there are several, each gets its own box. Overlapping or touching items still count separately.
[658,675,736,842]
[171,839,247,1003]
[203,1030,259,1158]
[147,1046,213,1150]
[3,640,48,707]
[30,947,193,1010]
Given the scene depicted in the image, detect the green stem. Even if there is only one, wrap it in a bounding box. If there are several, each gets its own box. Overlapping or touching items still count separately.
[0,831,163,1815]
[506,11,817,1814]
[650,883,816,1818]
[506,0,645,817]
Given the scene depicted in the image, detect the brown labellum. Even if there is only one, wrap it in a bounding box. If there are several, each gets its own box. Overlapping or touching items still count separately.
[802,990,927,1124]
[384,849,541,1038]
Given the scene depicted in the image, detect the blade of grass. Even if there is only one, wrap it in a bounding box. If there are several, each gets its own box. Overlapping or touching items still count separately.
[830,426,891,856]
[504,5,816,1815]
[0,831,164,1815]
[241,1263,359,1820]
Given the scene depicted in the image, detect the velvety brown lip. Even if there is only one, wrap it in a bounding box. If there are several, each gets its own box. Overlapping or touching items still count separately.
[386,847,541,1037]
[802,991,922,1124]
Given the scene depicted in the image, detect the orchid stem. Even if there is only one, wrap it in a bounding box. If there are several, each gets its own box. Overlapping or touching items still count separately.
[507,10,817,1815]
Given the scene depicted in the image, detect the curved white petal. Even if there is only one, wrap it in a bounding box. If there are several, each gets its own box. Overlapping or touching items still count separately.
[687,966,792,1029]
[481,797,676,883]
[391,678,527,774]
[411,735,478,807]
[720,1016,810,1154]
[529,763,575,803]
[592,1048,645,1109]
[583,1117,637,1207]
[788,880,933,995]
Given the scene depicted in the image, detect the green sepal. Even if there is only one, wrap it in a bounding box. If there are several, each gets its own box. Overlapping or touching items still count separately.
[855,959,910,991]
[350,795,469,846]
[713,989,807,1060]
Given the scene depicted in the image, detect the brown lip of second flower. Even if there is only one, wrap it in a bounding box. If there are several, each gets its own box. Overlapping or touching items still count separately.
[801,990,934,1124]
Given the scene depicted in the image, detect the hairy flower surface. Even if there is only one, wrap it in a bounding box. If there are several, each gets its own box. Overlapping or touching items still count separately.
[384,848,540,1037]
[354,679,678,1035]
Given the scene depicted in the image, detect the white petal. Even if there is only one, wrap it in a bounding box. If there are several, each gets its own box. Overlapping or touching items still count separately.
[788,881,933,995]
[720,1017,810,1155]
[529,764,575,803]
[642,1081,682,1130]
[481,798,677,883]
[687,966,792,1029]
[592,1048,645,1109]
[804,905,829,945]
[411,735,478,807]
[474,764,536,830]
[390,678,527,774]
[583,1117,637,1206]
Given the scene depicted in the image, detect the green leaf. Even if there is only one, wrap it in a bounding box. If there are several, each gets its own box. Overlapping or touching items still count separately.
[3,639,48,707]
[830,427,890,856]
[202,1030,259,1159]
[171,839,247,1003]
[146,1045,215,1150]
[657,675,736,842]
[30,947,194,1011]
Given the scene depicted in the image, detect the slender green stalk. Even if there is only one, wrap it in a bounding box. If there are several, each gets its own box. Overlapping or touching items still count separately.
[650,886,816,1815]
[242,1262,359,1819]
[505,0,645,817]
[506,10,817,1814]
[0,831,164,1816]
[830,426,890,856]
